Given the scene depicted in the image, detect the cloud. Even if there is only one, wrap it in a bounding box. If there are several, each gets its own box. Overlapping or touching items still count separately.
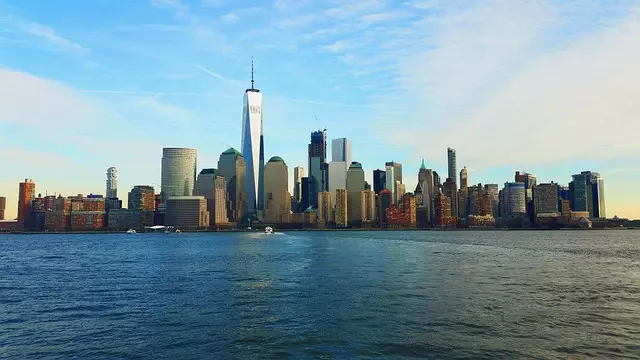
[324,0,387,19]
[275,13,317,28]
[221,12,240,23]
[10,20,89,54]
[195,63,225,80]
[323,40,349,53]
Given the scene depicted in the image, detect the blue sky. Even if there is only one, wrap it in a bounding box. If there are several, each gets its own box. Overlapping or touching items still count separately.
[1,0,639,219]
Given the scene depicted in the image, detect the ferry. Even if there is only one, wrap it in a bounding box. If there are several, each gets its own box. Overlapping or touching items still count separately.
[126,229,137,234]
[264,226,274,234]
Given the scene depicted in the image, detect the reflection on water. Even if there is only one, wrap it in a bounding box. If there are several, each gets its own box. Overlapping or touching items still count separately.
[0,230,639,359]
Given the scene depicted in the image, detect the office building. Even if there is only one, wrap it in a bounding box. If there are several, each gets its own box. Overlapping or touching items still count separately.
[590,172,606,218]
[433,171,442,188]
[293,166,304,204]
[447,148,457,185]
[373,169,386,195]
[195,168,228,226]
[434,192,452,227]
[501,182,526,217]
[396,182,406,207]
[515,171,537,202]
[218,148,247,223]
[384,165,395,204]
[483,184,500,218]
[318,190,332,224]
[332,138,352,164]
[385,161,402,186]
[569,171,606,218]
[161,148,197,201]
[300,177,310,211]
[18,179,36,229]
[328,161,348,205]
[309,129,328,209]
[69,195,106,231]
[442,178,458,220]
[346,162,365,224]
[128,185,155,229]
[335,188,348,227]
[378,189,392,226]
[106,167,117,199]
[263,156,291,224]
[361,190,376,224]
[0,196,5,220]
[165,196,209,230]
[241,61,265,215]
[534,183,559,216]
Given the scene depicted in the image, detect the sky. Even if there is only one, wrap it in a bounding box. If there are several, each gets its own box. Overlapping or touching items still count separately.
[1,0,639,220]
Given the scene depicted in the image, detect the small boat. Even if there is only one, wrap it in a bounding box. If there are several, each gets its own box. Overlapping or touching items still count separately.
[264,226,274,234]
[126,229,137,234]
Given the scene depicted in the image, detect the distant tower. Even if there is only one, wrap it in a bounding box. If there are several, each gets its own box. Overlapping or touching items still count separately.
[242,58,265,216]
[263,156,290,224]
[0,196,6,220]
[331,138,352,164]
[161,148,197,201]
[18,179,36,229]
[447,148,457,185]
[309,129,328,209]
[106,167,117,199]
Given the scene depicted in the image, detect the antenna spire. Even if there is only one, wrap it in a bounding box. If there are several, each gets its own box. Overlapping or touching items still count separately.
[251,57,255,89]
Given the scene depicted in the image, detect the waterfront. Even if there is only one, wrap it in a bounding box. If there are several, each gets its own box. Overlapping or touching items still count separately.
[1,231,639,359]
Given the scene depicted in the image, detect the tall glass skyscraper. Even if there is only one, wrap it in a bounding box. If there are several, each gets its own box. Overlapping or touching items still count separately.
[241,61,264,216]
[447,147,457,185]
[570,171,606,218]
[161,148,197,201]
[309,129,327,209]
[331,138,352,164]
[106,167,117,199]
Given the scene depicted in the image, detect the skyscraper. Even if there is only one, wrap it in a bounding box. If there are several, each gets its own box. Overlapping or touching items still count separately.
[263,156,291,224]
[501,182,526,217]
[161,148,197,201]
[361,190,376,224]
[534,183,559,216]
[385,161,402,185]
[0,196,5,220]
[447,148,457,185]
[309,129,327,209]
[106,167,117,199]
[331,138,352,164]
[218,148,247,223]
[569,171,606,218]
[484,184,500,218]
[328,161,347,205]
[18,179,35,229]
[241,60,264,216]
[335,188,348,227]
[459,166,468,218]
[195,168,228,226]
[317,191,332,224]
[293,166,304,204]
[346,162,365,224]
[442,178,458,219]
[591,172,606,218]
[373,169,386,195]
[378,189,393,225]
[128,185,155,229]
[384,165,395,204]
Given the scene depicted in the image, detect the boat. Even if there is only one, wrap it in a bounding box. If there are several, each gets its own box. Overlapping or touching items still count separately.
[264,226,274,234]
[126,229,137,234]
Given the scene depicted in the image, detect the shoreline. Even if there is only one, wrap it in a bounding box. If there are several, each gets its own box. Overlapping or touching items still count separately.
[0,227,637,235]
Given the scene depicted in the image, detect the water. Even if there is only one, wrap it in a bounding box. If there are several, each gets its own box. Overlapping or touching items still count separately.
[1,230,639,359]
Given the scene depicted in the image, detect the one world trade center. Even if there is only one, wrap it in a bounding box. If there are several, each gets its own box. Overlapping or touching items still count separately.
[241,60,264,219]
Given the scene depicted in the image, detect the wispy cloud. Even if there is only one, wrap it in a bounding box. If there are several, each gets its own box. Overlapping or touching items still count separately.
[14,20,88,54]
[323,40,349,53]
[195,63,225,80]
[221,12,240,23]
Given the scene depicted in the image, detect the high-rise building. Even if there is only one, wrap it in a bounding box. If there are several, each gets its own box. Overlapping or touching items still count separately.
[218,148,247,223]
[484,184,500,218]
[396,182,406,206]
[433,171,442,188]
[447,148,457,185]
[293,166,304,203]
[501,182,526,217]
[328,161,348,205]
[300,177,310,211]
[263,156,291,224]
[331,138,352,164]
[241,60,264,215]
[346,162,365,224]
[18,179,36,229]
[373,169,386,195]
[318,190,332,224]
[106,167,117,199]
[161,148,197,201]
[195,168,228,226]
[384,165,395,204]
[442,178,458,220]
[0,196,5,220]
[309,130,328,209]
[515,171,537,202]
[361,190,376,224]
[434,192,452,227]
[468,184,480,216]
[534,183,559,216]
[128,185,155,229]
[385,161,402,185]
[335,188,348,227]
[459,167,469,218]
[165,196,209,230]
[569,171,606,218]
[378,189,393,225]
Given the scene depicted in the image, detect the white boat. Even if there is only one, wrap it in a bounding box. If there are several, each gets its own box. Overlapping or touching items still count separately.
[264,226,274,234]
[126,229,137,234]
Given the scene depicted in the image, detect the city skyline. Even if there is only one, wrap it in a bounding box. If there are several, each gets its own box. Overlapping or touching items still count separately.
[1,1,640,219]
